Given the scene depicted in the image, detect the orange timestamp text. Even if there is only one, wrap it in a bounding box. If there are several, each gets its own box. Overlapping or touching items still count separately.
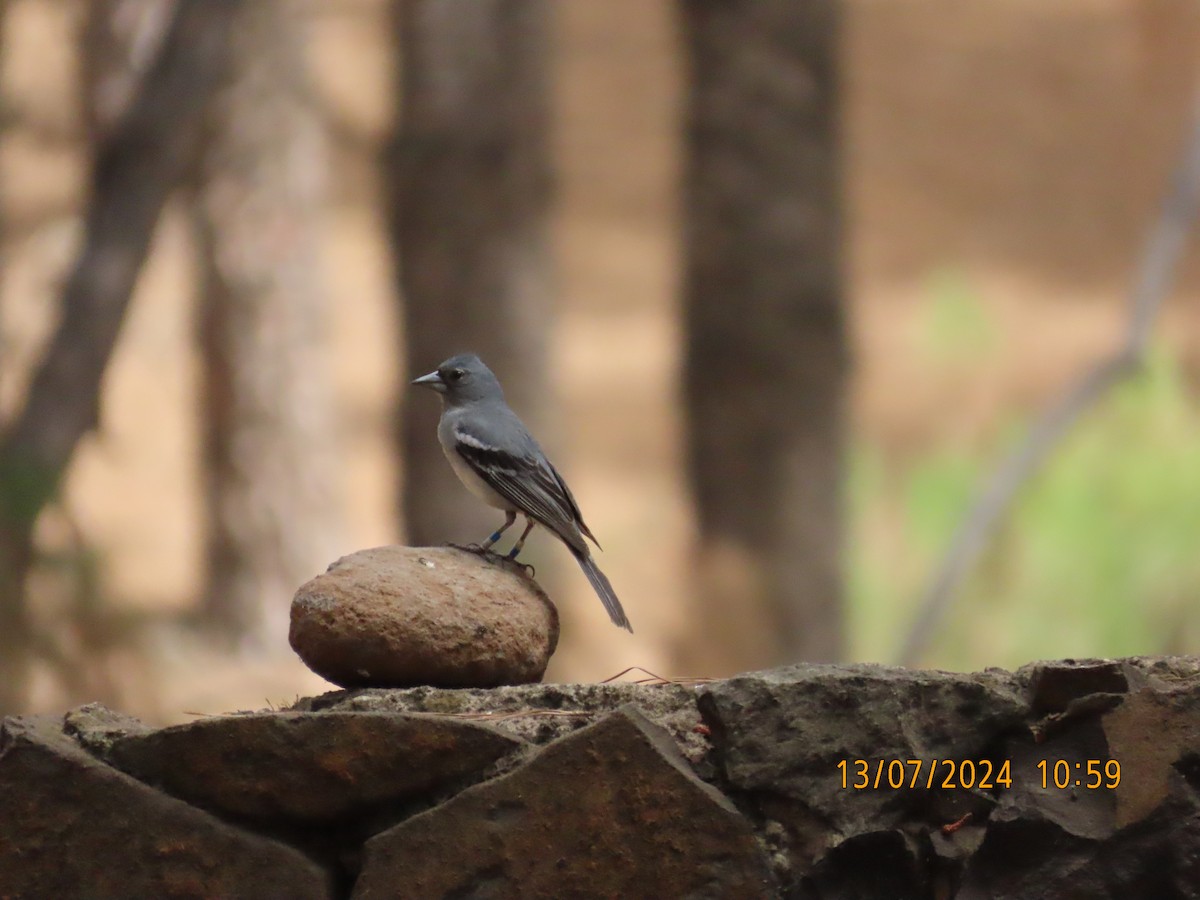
[836,758,1122,790]
[1036,759,1121,790]
[837,758,1011,790]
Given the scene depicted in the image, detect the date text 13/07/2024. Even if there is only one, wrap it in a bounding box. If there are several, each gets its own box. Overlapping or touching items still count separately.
[836,758,1122,791]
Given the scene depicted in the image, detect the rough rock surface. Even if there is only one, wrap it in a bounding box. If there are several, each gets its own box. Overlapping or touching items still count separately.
[98,710,524,823]
[957,658,1200,899]
[5,656,1200,898]
[696,658,1200,896]
[295,680,713,767]
[699,664,1027,839]
[0,716,333,899]
[289,545,559,688]
[353,706,775,899]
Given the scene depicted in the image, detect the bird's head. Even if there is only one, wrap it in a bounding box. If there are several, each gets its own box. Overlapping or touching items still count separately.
[411,353,504,404]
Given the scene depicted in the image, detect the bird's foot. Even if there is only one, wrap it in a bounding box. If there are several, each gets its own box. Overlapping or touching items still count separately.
[447,542,530,574]
[504,547,535,576]
[448,541,494,557]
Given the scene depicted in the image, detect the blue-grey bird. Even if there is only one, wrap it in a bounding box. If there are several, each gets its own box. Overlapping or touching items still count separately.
[411,353,632,632]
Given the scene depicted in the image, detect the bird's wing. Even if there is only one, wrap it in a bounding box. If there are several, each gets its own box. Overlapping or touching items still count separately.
[545,460,601,548]
[451,420,590,554]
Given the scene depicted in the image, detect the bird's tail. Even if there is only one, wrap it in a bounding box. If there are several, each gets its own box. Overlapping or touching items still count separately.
[574,551,633,633]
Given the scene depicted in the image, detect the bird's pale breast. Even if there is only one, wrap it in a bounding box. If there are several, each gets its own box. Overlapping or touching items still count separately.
[438,417,513,511]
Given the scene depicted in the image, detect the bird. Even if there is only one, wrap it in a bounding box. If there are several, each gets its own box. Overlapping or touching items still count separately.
[411,352,632,632]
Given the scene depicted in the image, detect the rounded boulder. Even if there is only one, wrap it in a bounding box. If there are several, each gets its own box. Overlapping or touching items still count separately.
[289,545,559,689]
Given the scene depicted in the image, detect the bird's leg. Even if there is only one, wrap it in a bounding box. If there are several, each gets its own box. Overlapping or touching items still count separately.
[479,510,517,552]
[505,517,537,560]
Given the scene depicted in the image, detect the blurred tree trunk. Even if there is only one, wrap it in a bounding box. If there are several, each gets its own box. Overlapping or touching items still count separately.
[82,0,175,141]
[0,0,237,715]
[389,0,553,545]
[676,0,847,671]
[0,0,6,379]
[190,0,341,648]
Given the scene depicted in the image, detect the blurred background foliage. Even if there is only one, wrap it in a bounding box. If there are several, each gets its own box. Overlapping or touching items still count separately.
[0,0,1198,721]
[852,338,1200,670]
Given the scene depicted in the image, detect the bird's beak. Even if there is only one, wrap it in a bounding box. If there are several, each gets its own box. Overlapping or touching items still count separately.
[411,370,446,393]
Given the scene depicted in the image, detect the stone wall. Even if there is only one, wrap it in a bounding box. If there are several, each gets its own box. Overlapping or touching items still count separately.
[2,657,1199,898]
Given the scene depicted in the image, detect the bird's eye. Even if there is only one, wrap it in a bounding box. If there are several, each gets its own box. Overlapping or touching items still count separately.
[448,368,465,382]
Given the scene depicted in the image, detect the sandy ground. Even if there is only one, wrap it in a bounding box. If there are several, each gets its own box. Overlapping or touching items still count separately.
[2,0,1198,721]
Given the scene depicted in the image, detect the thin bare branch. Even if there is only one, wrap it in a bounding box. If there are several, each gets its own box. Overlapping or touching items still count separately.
[600,665,716,685]
[898,84,1200,666]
